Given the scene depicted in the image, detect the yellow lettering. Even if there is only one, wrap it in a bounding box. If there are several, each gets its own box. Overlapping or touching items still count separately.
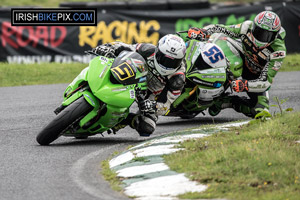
[143,20,160,44]
[127,22,140,44]
[78,26,96,47]
[78,20,161,48]
[93,21,111,46]
[108,21,128,42]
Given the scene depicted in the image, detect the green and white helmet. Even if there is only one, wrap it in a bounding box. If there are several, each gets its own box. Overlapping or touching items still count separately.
[252,11,281,48]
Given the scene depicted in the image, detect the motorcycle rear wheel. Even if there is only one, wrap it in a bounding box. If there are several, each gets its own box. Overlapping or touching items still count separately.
[36,97,93,145]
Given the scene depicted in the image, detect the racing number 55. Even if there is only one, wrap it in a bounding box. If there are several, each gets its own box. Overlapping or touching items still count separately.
[203,46,224,64]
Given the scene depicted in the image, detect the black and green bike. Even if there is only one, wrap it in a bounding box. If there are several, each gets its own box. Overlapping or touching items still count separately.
[36,50,148,145]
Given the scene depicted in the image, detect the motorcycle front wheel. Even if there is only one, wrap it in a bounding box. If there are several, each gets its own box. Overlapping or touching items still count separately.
[36,97,93,145]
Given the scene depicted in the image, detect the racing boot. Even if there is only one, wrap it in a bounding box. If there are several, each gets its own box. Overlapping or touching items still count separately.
[243,93,270,118]
[208,95,256,117]
[208,96,233,116]
[230,92,270,118]
[110,113,136,134]
[131,112,158,137]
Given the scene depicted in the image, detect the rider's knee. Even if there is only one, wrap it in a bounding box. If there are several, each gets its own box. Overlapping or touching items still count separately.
[135,114,157,137]
[168,73,185,91]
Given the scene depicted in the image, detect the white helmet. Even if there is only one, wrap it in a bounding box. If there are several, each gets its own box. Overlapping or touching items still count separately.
[154,34,186,76]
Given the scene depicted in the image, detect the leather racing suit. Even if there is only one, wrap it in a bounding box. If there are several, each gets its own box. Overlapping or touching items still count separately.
[111,42,186,136]
[203,21,286,117]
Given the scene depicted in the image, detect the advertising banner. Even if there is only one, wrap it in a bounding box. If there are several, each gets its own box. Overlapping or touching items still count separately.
[0,1,299,63]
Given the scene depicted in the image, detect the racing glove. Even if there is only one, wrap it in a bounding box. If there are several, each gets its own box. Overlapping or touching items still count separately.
[231,79,249,93]
[92,44,115,58]
[188,27,209,41]
[138,99,157,113]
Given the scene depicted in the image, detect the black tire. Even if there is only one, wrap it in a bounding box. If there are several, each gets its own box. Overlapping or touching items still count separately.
[179,112,200,119]
[36,97,93,145]
[75,136,88,139]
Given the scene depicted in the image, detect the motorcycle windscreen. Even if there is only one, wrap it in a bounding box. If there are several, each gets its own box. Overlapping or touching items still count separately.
[111,51,147,85]
[111,62,137,85]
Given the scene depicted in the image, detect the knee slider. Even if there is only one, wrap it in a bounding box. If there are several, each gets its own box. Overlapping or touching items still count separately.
[167,74,185,91]
[136,115,156,137]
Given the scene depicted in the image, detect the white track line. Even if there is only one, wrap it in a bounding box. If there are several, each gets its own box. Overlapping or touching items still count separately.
[116,163,169,177]
[124,173,207,199]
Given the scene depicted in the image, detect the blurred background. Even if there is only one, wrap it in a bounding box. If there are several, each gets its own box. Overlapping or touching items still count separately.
[0,0,299,64]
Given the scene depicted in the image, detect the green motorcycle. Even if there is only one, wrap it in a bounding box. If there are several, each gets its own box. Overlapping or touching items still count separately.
[166,32,244,119]
[36,50,148,145]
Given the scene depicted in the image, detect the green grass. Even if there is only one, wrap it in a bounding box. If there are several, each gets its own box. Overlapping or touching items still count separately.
[101,151,124,192]
[164,112,300,200]
[0,62,86,87]
[280,53,300,72]
[101,160,124,192]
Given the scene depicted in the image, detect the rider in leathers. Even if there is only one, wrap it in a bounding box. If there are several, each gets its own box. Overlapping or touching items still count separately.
[187,11,286,117]
[93,34,186,136]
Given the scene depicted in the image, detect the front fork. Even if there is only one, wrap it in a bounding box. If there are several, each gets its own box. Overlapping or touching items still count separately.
[55,84,100,114]
[54,86,102,130]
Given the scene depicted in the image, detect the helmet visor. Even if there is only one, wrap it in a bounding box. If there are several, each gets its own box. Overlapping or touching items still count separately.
[155,49,182,70]
[252,24,278,43]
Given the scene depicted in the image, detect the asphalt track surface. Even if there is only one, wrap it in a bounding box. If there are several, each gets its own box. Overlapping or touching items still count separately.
[0,71,299,200]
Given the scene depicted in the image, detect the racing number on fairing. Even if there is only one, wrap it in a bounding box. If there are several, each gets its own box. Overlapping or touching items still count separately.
[111,62,135,81]
[203,46,224,64]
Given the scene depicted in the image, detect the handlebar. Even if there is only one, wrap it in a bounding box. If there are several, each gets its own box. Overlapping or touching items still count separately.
[84,50,99,56]
[175,30,188,36]
[175,30,188,38]
[84,46,116,58]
